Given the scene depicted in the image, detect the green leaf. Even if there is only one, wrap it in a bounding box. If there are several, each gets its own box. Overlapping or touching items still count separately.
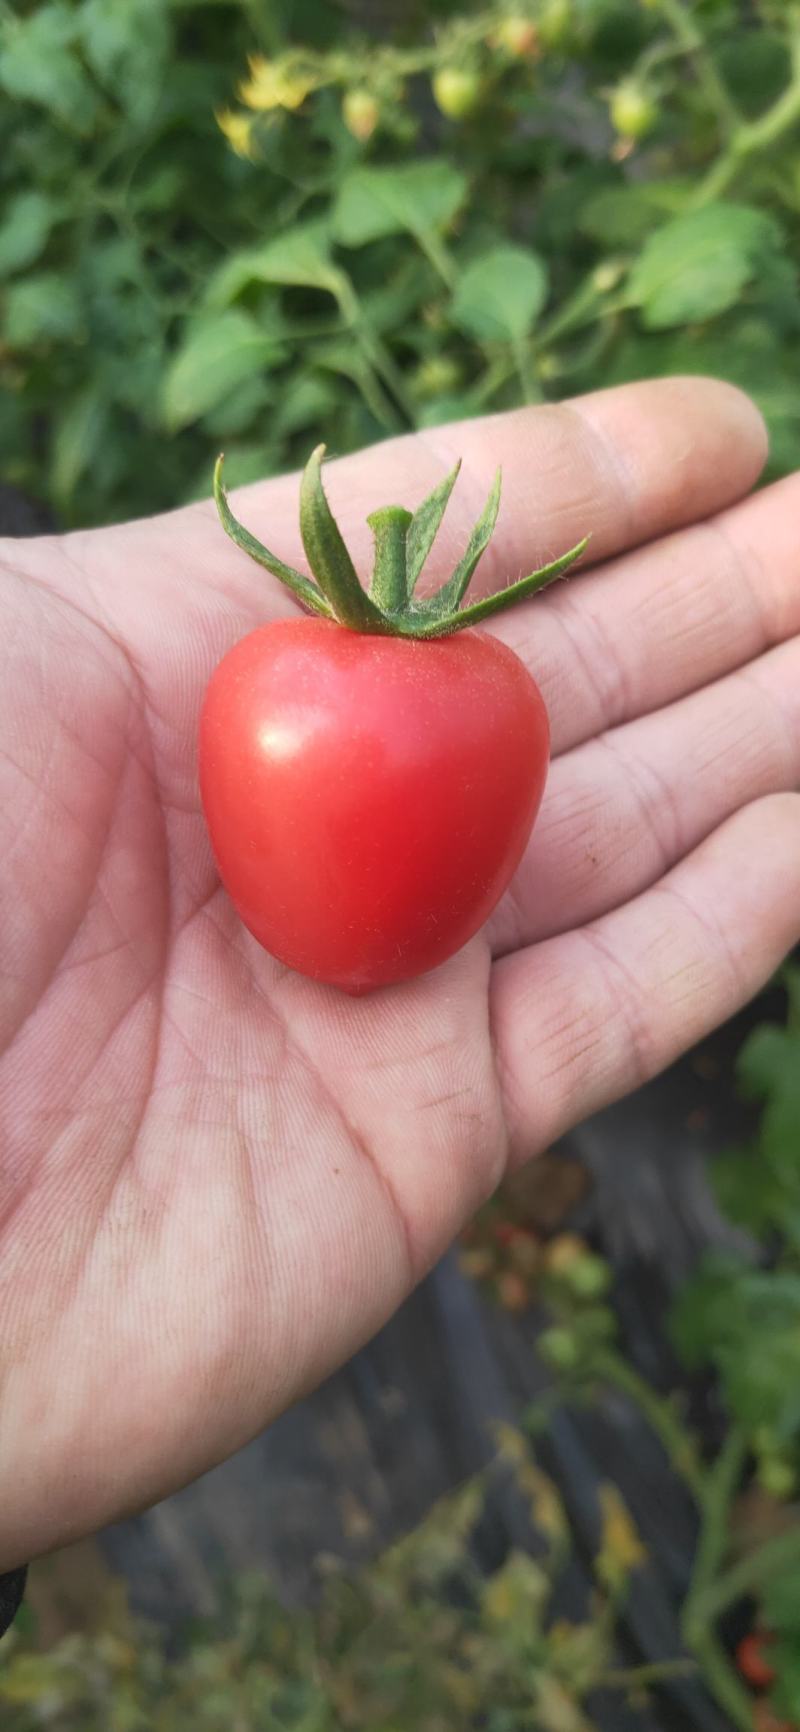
[737,1024,796,1100]
[762,1562,800,1636]
[407,461,461,592]
[199,373,273,438]
[628,204,785,330]
[483,1550,550,1627]
[0,4,99,131]
[51,383,109,504]
[595,318,800,481]
[333,160,467,247]
[711,1146,786,1237]
[161,310,281,432]
[77,0,169,127]
[3,273,83,347]
[716,31,791,120]
[206,222,345,305]
[673,1258,800,1435]
[451,245,549,344]
[416,391,482,429]
[772,1633,800,1720]
[0,191,58,278]
[578,180,692,247]
[670,1253,743,1368]
[272,374,342,439]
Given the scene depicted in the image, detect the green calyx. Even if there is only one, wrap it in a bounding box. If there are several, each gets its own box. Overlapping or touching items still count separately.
[214,443,589,638]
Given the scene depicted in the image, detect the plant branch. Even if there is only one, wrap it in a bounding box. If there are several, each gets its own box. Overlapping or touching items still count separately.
[690,1524,800,1629]
[693,17,800,205]
[650,0,740,136]
[682,1429,752,1732]
[594,1350,704,1502]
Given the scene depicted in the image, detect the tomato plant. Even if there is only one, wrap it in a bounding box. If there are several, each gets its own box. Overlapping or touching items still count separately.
[200,446,585,990]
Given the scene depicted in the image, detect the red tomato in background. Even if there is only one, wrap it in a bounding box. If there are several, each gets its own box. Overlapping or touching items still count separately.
[199,617,549,992]
[737,1632,777,1691]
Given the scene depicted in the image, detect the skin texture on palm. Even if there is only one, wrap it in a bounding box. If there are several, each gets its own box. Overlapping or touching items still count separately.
[1,377,800,1572]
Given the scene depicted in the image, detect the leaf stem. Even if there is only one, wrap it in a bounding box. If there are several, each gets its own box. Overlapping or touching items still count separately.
[413,225,458,290]
[597,1657,697,1691]
[688,1630,755,1732]
[693,18,800,206]
[594,1350,704,1502]
[511,335,542,406]
[683,1427,748,1623]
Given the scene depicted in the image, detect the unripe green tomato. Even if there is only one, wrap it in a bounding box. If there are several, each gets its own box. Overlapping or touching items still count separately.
[592,259,624,294]
[536,351,561,381]
[342,88,380,142]
[494,15,540,58]
[757,1454,796,1500]
[610,81,658,141]
[539,1326,581,1371]
[538,0,573,51]
[564,1253,612,1301]
[412,354,463,399]
[432,65,482,120]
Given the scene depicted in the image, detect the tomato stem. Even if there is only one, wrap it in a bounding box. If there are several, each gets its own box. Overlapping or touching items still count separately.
[214,443,589,637]
[368,505,413,612]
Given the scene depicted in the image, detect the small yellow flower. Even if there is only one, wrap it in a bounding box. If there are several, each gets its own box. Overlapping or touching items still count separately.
[216,108,256,159]
[239,53,317,112]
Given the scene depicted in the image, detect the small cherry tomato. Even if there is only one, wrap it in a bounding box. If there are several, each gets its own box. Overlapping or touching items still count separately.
[342,88,380,141]
[493,16,540,59]
[610,81,658,142]
[433,66,483,119]
[200,618,548,992]
[736,1631,777,1691]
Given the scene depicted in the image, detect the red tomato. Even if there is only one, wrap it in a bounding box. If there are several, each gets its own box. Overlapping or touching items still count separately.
[753,1708,795,1732]
[737,1632,777,1691]
[199,617,549,992]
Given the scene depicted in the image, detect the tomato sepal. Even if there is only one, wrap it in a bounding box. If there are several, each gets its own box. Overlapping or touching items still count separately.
[214,443,589,638]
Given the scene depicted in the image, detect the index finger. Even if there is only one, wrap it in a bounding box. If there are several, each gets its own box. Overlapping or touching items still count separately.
[228,375,767,601]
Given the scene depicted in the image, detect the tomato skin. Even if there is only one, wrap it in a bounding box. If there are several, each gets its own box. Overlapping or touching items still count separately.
[737,1632,777,1691]
[199,617,549,991]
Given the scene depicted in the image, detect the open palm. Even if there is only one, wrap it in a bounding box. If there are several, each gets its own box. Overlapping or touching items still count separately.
[2,377,799,1571]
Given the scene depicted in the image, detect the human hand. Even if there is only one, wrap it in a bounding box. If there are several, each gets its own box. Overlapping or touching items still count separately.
[2,378,799,1568]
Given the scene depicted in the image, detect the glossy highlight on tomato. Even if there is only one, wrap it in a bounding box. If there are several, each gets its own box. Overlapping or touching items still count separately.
[199,616,549,992]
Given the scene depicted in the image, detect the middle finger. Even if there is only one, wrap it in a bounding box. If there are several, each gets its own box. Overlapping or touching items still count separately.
[490,630,800,954]
[492,471,800,758]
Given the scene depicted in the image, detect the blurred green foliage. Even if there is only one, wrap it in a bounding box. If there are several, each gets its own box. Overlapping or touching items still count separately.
[4,0,800,526]
[0,1441,656,1731]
